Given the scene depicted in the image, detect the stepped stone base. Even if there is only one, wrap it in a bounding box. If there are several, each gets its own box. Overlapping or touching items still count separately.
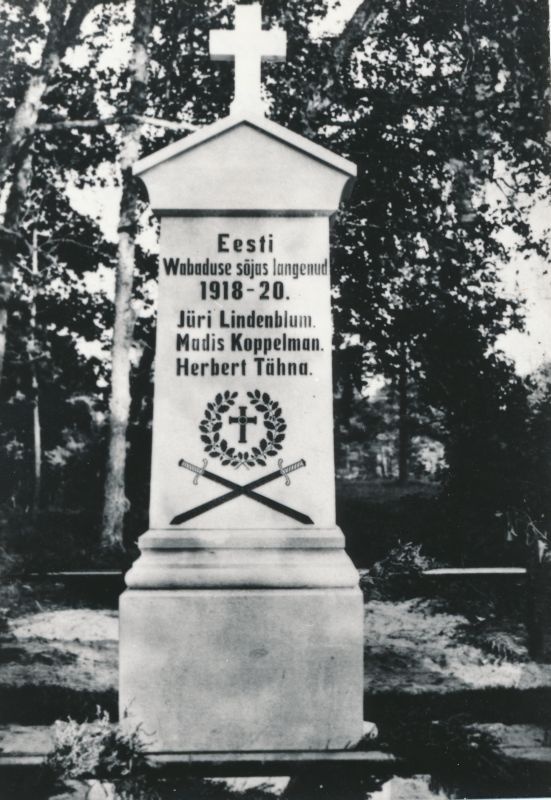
[119,527,364,753]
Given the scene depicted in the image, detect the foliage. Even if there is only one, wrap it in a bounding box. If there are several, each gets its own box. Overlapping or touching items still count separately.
[361,541,437,599]
[0,507,137,574]
[46,707,294,798]
[417,716,512,794]
[323,0,549,541]
[334,375,446,480]
[0,539,40,627]
[0,544,18,634]
[376,711,513,796]
[469,628,528,663]
[522,362,551,528]
[47,708,157,798]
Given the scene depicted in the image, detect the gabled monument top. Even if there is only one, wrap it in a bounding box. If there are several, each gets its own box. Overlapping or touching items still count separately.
[133,1,356,195]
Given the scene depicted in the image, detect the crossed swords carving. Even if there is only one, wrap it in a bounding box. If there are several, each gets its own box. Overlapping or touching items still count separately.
[170,458,314,526]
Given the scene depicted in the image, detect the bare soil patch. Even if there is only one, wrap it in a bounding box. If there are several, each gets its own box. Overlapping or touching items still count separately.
[364,598,551,695]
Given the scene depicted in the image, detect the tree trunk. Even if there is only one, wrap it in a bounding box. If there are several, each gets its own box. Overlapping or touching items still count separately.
[0,0,127,185]
[0,148,34,383]
[101,0,153,547]
[31,368,42,512]
[398,341,409,484]
[29,230,42,514]
[0,0,69,384]
[0,0,68,187]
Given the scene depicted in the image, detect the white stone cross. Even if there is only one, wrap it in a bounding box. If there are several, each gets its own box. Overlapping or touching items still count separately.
[210,3,286,117]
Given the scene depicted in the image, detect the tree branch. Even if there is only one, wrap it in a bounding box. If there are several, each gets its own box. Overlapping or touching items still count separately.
[43,236,115,261]
[0,224,27,242]
[62,0,127,48]
[35,114,196,133]
[333,0,389,68]
[302,0,389,132]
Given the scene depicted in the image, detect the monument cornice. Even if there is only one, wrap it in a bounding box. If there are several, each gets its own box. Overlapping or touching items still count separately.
[134,114,357,179]
[133,115,356,215]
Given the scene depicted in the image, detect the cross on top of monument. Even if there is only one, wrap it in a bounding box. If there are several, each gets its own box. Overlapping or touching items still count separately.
[210,3,286,117]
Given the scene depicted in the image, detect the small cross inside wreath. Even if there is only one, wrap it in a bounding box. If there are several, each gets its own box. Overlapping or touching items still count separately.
[199,389,286,468]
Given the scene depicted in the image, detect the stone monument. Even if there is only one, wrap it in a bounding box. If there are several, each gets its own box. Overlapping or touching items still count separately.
[120,2,364,754]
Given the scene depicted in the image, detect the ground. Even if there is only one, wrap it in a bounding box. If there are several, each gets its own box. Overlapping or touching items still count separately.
[364,598,551,695]
[1,578,550,797]
[2,609,117,696]
[3,599,551,701]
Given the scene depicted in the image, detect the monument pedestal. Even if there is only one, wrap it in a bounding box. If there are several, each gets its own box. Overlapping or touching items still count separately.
[120,529,363,752]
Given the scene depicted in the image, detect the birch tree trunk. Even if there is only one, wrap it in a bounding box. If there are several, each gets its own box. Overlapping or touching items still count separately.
[0,148,34,382]
[0,0,68,383]
[0,0,68,188]
[29,230,42,514]
[397,341,409,485]
[101,0,153,547]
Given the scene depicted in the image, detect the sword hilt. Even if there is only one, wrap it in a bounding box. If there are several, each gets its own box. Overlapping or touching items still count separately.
[277,458,306,486]
[179,457,207,485]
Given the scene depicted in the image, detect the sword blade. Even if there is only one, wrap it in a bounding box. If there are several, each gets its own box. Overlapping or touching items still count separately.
[170,487,313,526]
[173,459,312,525]
[199,466,281,492]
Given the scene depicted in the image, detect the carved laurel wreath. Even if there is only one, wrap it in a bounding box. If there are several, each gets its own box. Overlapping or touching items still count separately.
[199,389,286,468]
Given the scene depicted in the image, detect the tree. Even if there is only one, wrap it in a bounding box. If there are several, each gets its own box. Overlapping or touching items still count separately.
[0,168,114,515]
[267,0,548,549]
[101,0,154,547]
[325,0,549,512]
[0,0,126,383]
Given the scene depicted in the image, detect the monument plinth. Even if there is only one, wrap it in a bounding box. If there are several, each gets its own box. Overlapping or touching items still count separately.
[119,3,363,754]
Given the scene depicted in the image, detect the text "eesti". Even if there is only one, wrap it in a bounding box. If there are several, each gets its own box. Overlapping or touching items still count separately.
[218,233,274,253]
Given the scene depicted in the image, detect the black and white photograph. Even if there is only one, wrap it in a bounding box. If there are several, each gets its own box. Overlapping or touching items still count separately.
[0,0,550,797]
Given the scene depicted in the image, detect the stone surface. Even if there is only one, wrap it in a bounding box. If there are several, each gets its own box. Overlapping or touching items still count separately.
[134,116,355,213]
[0,725,53,760]
[471,723,551,766]
[124,530,359,589]
[146,213,339,533]
[120,588,363,752]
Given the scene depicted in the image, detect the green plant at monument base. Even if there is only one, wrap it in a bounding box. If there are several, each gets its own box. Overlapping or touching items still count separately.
[45,711,291,800]
[46,708,159,800]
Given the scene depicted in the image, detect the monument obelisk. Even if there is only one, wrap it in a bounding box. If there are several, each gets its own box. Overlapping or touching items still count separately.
[120,3,364,754]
